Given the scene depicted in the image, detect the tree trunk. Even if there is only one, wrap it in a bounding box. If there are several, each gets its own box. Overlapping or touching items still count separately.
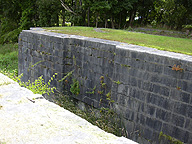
[118,13,121,29]
[96,13,99,28]
[129,9,136,27]
[82,11,86,26]
[104,14,107,28]
[62,11,65,26]
[111,17,115,29]
[87,7,90,27]
[79,0,82,6]
[56,14,59,26]
[105,18,107,28]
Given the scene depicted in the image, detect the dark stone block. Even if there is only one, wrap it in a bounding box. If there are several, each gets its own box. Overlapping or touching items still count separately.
[180,92,190,103]
[173,102,187,116]
[171,114,185,127]
[111,91,117,102]
[111,83,118,92]
[125,108,135,121]
[160,86,170,97]
[128,98,143,112]
[54,63,63,72]
[135,90,146,101]
[84,79,92,88]
[146,117,162,131]
[129,77,137,87]
[117,94,128,106]
[146,105,156,116]
[106,67,114,78]
[185,119,192,132]
[162,76,177,88]
[187,134,192,144]
[172,128,189,143]
[129,87,137,98]
[128,68,136,77]
[154,64,164,73]
[138,102,145,113]
[136,113,146,125]
[117,84,127,95]
[137,79,143,89]
[130,51,137,59]
[152,84,160,93]
[183,71,192,81]
[170,90,190,104]
[114,54,123,64]
[143,127,153,141]
[142,81,153,91]
[147,94,172,110]
[156,108,171,122]
[186,82,192,93]
[186,105,192,119]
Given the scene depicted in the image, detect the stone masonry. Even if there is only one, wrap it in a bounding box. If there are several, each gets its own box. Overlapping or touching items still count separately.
[18,28,192,143]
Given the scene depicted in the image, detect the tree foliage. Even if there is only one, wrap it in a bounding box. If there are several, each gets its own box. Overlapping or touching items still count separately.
[0,0,192,44]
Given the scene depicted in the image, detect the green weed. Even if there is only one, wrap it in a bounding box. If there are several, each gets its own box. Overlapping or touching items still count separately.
[19,74,57,95]
[1,69,57,96]
[70,78,80,95]
[86,86,96,94]
[159,131,183,144]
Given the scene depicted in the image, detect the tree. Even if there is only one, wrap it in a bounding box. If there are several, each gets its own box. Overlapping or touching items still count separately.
[37,0,61,27]
[0,0,22,43]
[151,0,188,29]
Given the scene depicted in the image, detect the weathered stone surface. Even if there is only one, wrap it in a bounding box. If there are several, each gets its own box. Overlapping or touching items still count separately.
[0,74,137,144]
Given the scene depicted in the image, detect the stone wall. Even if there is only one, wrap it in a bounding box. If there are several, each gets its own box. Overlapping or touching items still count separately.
[18,28,192,143]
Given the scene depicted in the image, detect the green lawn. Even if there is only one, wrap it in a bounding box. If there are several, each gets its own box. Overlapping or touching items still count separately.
[0,43,18,72]
[45,26,192,55]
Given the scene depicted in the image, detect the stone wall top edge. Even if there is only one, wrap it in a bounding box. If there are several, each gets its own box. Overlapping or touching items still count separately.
[116,45,192,62]
[22,28,192,62]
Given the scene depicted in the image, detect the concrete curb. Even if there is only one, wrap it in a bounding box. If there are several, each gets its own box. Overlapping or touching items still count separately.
[0,73,137,144]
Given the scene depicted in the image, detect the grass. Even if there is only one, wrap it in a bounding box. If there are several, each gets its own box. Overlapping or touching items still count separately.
[44,26,192,55]
[0,43,18,72]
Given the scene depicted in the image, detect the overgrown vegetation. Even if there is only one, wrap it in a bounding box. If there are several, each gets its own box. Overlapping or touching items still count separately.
[70,78,80,95]
[45,26,192,55]
[0,43,18,72]
[0,69,57,96]
[55,92,124,137]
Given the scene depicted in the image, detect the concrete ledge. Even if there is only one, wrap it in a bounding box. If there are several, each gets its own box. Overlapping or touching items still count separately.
[0,73,137,144]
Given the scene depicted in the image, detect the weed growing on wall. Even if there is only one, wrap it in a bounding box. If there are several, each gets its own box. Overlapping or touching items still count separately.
[20,74,57,95]
[59,70,80,95]
[70,78,80,95]
[172,64,184,72]
[1,69,57,96]
[0,69,19,81]
[55,91,124,138]
[159,131,183,144]
[59,70,74,82]
[86,86,96,94]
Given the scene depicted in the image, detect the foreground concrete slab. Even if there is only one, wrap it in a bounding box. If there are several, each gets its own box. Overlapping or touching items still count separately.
[0,73,137,144]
